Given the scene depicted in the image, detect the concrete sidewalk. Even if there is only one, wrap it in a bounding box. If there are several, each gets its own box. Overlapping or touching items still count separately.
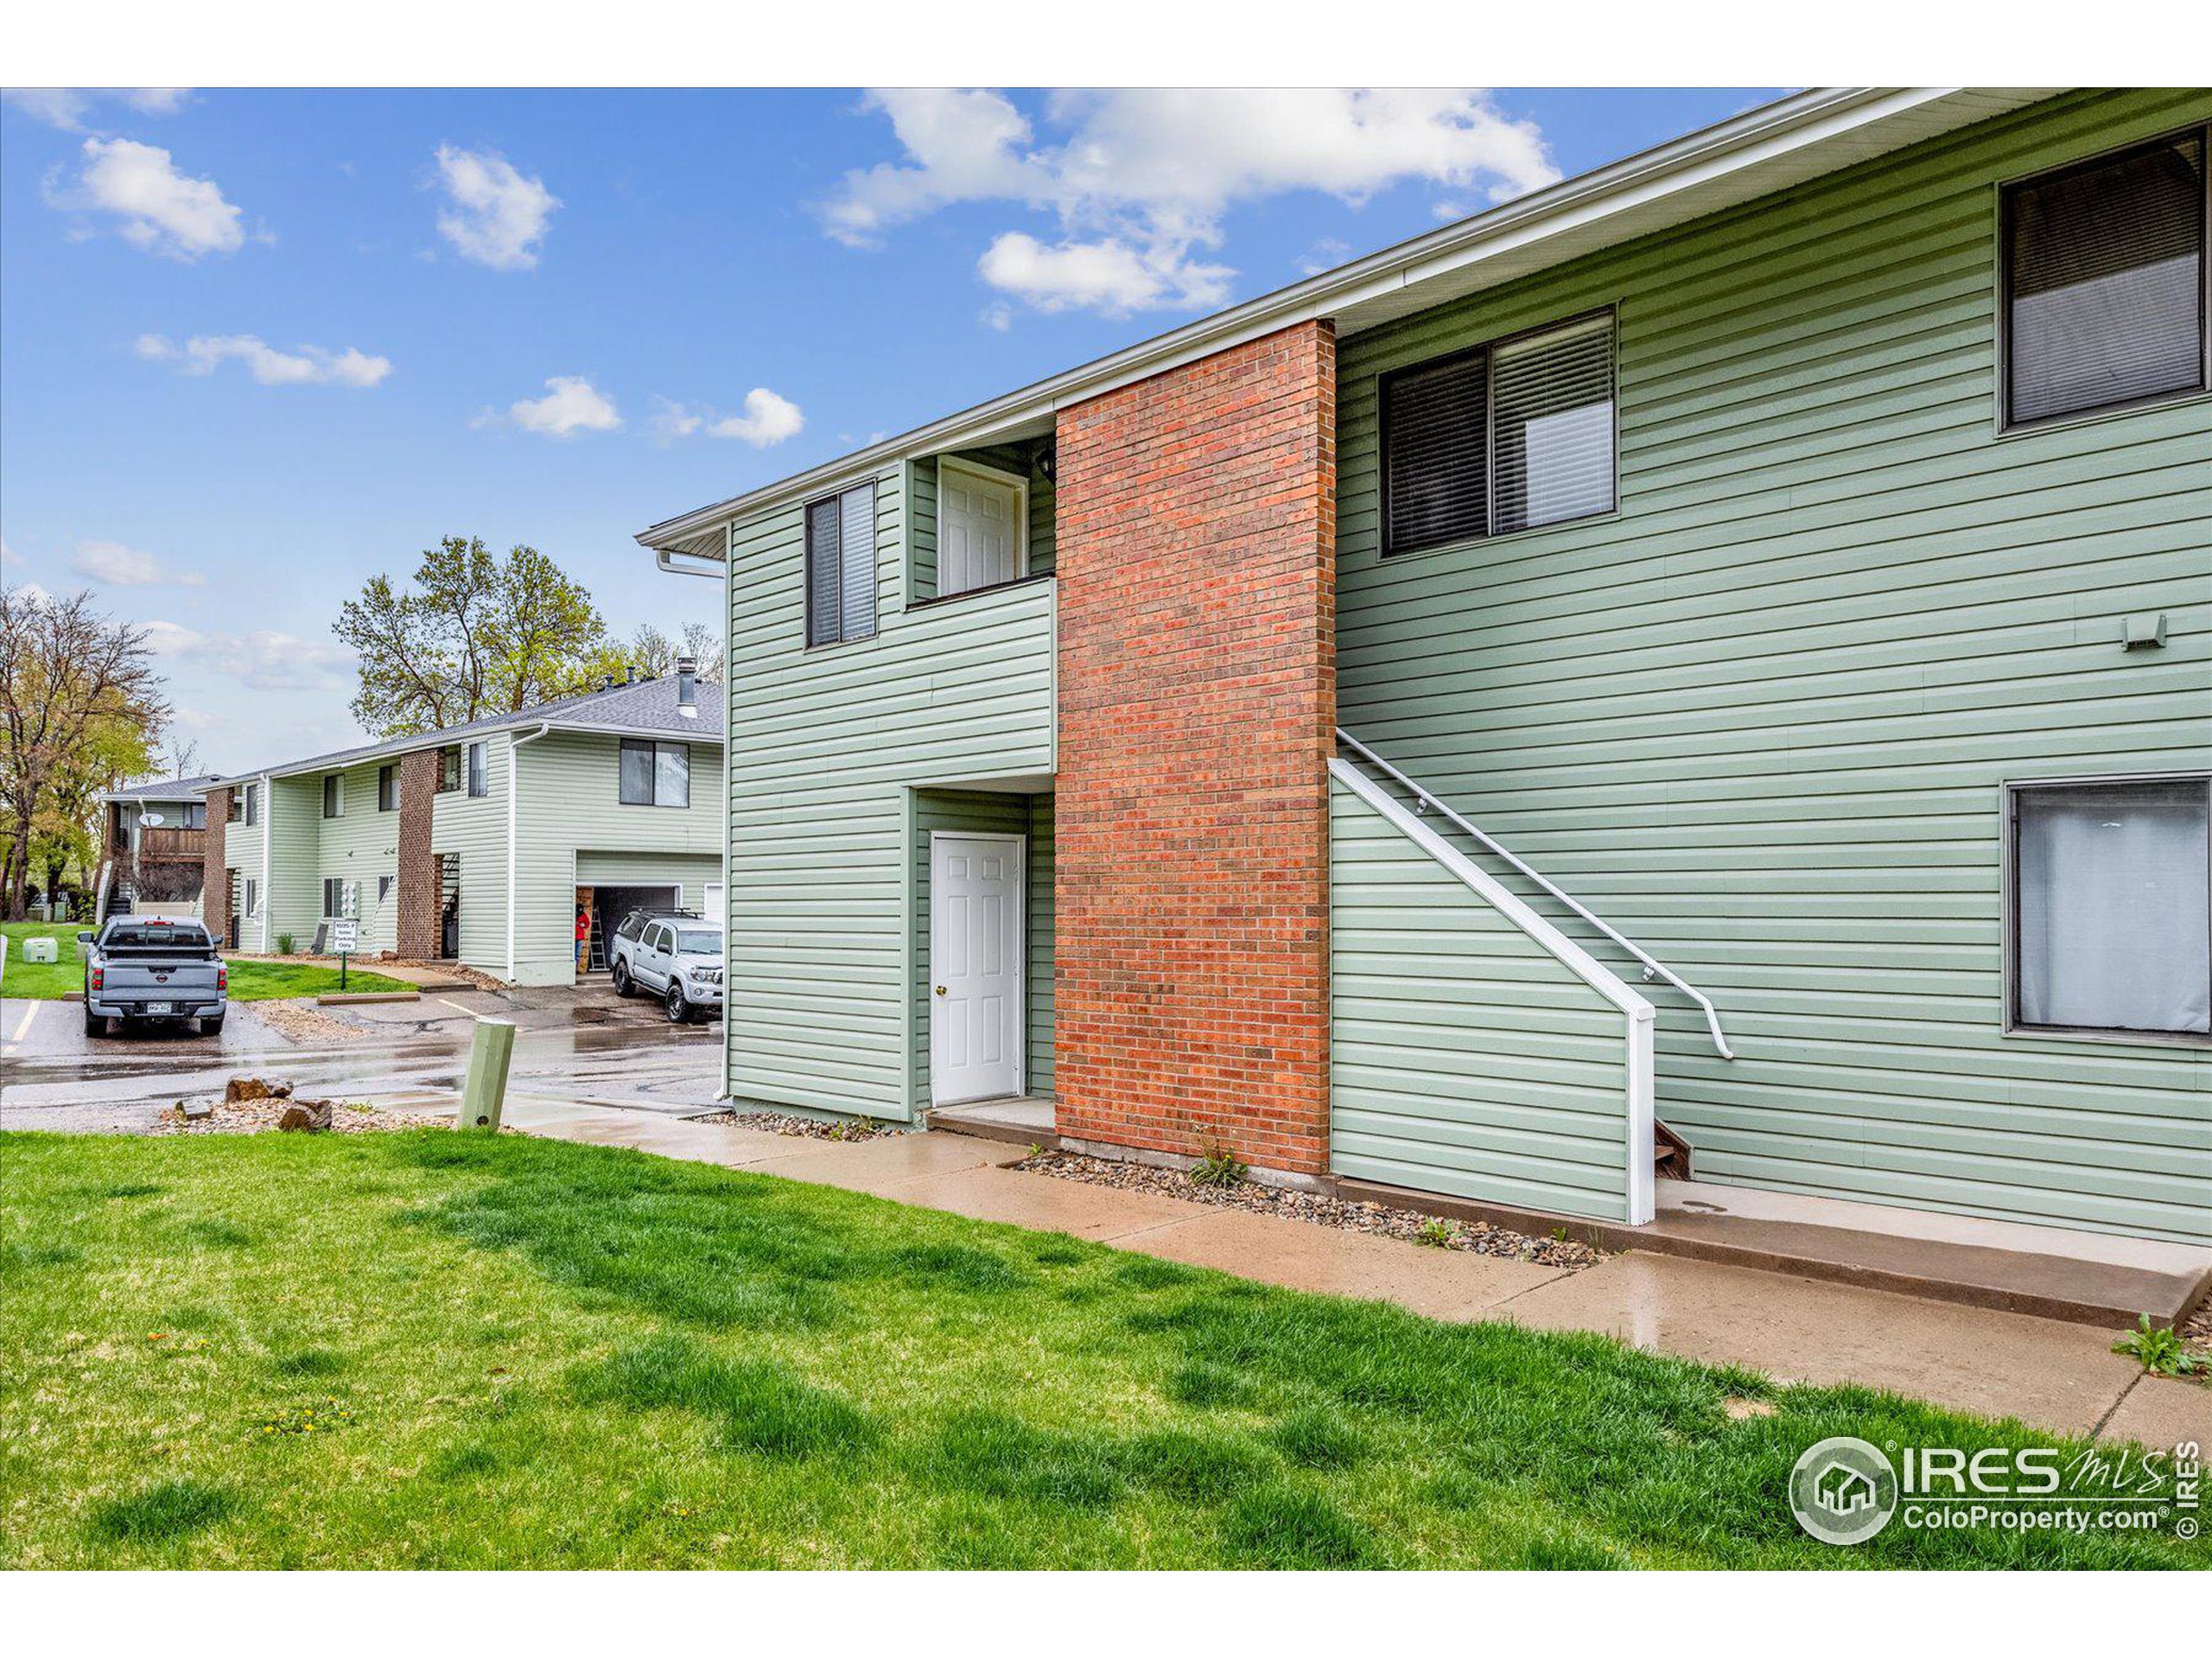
[489,1098,2208,1450]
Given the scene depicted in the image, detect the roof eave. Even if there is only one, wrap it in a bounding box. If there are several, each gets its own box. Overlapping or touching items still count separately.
[635,86,2056,556]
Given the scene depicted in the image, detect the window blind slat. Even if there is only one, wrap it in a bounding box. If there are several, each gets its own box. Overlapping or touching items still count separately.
[805,495,842,646]
[838,481,877,641]
[1384,352,1488,554]
[1491,314,1616,534]
[2008,132,2206,425]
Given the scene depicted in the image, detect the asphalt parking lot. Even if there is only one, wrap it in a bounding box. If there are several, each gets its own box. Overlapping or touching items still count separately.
[1,982,724,1134]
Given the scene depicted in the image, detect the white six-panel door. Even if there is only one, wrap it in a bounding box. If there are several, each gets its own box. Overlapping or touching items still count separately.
[930,832,1025,1105]
[938,461,1026,598]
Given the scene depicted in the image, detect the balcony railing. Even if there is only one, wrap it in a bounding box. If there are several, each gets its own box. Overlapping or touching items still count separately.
[137,826,207,861]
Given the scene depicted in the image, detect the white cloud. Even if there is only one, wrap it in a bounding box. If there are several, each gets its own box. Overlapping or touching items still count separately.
[3,87,190,132]
[143,620,354,692]
[979,232,1230,315]
[822,88,1558,317]
[433,145,559,270]
[68,540,205,588]
[48,137,245,259]
[136,333,391,388]
[652,388,804,448]
[485,375,620,438]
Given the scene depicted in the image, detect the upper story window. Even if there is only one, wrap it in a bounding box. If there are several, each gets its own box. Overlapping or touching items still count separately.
[2003,128,2208,428]
[438,747,461,793]
[241,783,258,826]
[179,802,205,830]
[1382,308,1617,556]
[378,764,398,812]
[322,774,344,818]
[2009,777,2210,1042]
[466,741,489,798]
[805,480,878,647]
[619,740,690,808]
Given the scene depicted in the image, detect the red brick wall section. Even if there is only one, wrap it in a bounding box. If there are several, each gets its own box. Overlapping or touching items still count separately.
[395,751,441,960]
[1052,320,1338,1176]
[200,789,230,928]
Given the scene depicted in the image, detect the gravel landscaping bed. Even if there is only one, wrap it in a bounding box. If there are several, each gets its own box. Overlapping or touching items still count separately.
[694,1109,906,1142]
[1014,1148,1604,1270]
[146,1096,447,1136]
[252,999,371,1046]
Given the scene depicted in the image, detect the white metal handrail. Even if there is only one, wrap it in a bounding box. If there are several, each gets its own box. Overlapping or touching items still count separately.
[1336,728,1736,1059]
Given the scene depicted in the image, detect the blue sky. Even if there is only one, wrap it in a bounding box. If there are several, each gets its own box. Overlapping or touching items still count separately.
[0,87,1775,771]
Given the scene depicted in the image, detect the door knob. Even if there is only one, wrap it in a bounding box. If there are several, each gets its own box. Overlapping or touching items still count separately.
[935,985,948,996]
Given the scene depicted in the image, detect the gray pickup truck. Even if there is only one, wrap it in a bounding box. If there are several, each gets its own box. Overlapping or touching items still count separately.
[78,918,228,1037]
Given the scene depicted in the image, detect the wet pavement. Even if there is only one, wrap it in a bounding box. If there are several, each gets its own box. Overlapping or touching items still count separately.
[1,983,722,1134]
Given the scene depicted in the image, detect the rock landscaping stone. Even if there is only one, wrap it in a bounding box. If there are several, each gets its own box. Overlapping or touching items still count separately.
[149,1097,442,1137]
[225,1076,294,1103]
[1013,1147,1604,1271]
[696,1109,904,1143]
[276,1099,334,1133]
[180,1098,214,1122]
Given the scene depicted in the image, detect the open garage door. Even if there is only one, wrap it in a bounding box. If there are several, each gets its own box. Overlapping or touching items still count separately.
[583,885,681,973]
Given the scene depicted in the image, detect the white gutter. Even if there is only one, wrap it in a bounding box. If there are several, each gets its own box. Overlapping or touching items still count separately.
[635,86,2047,555]
[504,723,553,980]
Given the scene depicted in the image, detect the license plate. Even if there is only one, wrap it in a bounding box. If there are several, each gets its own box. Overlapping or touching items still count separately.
[143,1001,173,1015]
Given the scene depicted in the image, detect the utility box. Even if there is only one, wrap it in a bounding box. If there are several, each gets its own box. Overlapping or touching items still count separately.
[22,937,58,964]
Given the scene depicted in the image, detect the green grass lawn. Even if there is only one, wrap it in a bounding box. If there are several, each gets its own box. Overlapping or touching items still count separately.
[0,1129,2198,1570]
[0,923,407,1002]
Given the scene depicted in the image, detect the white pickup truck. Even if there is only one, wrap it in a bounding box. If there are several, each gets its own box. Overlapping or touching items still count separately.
[79,917,228,1037]
[608,910,724,1024]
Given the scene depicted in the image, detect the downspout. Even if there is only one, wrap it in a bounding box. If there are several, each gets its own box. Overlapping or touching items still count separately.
[257,773,271,952]
[505,724,554,982]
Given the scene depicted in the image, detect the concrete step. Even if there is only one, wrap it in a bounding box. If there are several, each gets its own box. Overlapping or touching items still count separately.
[1332,1175,2212,1329]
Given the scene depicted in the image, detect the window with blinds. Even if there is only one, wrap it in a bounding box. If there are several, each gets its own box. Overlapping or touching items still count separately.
[2005,129,2208,427]
[1382,309,1616,555]
[804,480,879,646]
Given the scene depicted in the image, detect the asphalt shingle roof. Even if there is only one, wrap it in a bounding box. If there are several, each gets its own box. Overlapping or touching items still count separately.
[211,673,723,788]
[101,774,224,801]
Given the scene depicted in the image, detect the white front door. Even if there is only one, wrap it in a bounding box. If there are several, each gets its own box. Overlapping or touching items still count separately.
[938,461,1025,598]
[930,832,1025,1106]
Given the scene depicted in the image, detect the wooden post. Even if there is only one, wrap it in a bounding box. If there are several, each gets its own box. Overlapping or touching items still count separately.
[461,1019,516,1130]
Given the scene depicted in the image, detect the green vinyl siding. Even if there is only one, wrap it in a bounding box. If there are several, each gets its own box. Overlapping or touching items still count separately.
[430,734,509,978]
[1330,772,1637,1221]
[262,777,321,953]
[511,731,724,985]
[1333,88,2212,1242]
[310,761,404,955]
[726,461,1057,1122]
[1027,792,1056,1094]
[221,801,264,940]
[573,849,721,899]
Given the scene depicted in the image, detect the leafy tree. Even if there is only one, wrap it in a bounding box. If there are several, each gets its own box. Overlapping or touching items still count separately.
[0,587,167,918]
[624,620,725,683]
[334,537,620,738]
